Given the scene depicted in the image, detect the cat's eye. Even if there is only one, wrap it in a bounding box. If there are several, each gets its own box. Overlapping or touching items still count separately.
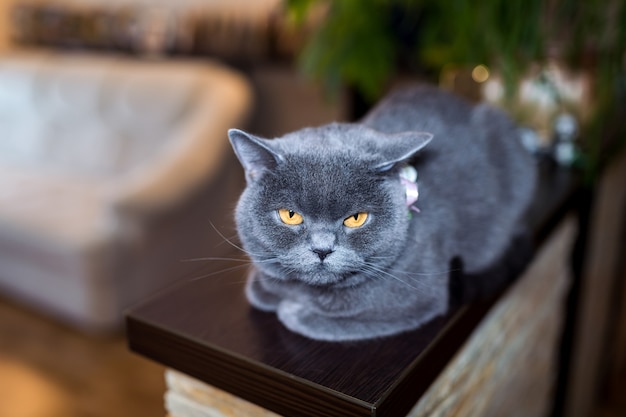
[278,209,304,225]
[343,212,368,228]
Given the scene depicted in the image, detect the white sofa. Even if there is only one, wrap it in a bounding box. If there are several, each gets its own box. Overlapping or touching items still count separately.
[0,50,252,331]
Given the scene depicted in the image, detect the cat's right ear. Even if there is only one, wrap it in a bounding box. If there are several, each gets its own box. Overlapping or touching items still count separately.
[228,129,283,182]
[373,131,433,172]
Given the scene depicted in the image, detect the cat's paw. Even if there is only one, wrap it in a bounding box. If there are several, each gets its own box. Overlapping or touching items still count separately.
[277,301,340,341]
[245,271,281,312]
[277,301,375,341]
[276,299,447,341]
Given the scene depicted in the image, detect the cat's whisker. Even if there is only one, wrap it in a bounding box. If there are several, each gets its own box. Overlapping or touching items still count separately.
[357,259,457,292]
[383,265,461,277]
[185,256,281,283]
[180,255,279,267]
[181,256,251,263]
[212,231,241,248]
[213,230,238,238]
[366,255,398,261]
[357,262,429,293]
[206,221,237,240]
[208,221,270,258]
[363,256,460,278]
[367,271,426,292]
[187,263,252,282]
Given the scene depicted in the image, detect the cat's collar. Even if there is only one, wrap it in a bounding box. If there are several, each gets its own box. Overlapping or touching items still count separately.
[399,165,420,214]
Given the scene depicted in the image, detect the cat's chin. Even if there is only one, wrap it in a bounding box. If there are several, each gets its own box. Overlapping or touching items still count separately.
[296,269,367,288]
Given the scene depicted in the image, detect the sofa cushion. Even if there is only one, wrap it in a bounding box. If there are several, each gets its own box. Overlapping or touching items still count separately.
[0,52,202,178]
[0,53,42,114]
[0,166,114,248]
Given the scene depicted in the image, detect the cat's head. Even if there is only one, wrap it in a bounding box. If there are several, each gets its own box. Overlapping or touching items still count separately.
[229,123,432,287]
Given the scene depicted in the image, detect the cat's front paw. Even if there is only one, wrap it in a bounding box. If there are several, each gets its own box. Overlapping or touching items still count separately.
[245,270,281,312]
[277,301,337,341]
[276,299,447,341]
[277,301,375,342]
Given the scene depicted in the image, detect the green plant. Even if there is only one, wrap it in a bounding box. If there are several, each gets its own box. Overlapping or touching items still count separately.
[286,0,626,176]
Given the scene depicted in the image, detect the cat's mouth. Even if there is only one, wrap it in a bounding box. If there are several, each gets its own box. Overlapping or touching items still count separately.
[294,266,365,288]
[277,249,368,287]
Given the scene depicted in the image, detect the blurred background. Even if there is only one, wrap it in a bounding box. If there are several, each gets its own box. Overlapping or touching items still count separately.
[0,0,624,416]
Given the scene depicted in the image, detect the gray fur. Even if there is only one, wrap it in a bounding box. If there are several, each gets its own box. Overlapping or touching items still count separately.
[228,85,537,341]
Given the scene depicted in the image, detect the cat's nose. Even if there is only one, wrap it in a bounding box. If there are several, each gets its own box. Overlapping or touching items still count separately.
[312,248,333,261]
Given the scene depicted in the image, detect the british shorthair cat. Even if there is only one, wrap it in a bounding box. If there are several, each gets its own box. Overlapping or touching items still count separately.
[228,85,537,341]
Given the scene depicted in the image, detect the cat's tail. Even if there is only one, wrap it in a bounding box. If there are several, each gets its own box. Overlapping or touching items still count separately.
[448,231,535,308]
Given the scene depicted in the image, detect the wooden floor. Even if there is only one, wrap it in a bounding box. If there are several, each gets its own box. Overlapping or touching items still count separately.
[0,297,166,417]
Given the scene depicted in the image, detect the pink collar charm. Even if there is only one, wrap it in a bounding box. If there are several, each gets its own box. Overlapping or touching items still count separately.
[399,165,420,214]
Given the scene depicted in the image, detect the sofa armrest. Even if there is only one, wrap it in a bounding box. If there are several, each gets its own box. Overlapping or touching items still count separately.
[105,63,252,219]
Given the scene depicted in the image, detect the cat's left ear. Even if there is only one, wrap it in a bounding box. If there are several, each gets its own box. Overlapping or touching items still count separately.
[228,129,284,182]
[374,131,433,172]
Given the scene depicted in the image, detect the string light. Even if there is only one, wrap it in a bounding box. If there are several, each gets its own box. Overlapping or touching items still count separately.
[471,65,490,83]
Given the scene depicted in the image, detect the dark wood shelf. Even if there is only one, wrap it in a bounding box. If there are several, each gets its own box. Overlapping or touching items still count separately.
[126,161,579,417]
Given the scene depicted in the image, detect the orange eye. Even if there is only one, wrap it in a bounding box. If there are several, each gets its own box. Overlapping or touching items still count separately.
[343,212,368,228]
[278,209,304,225]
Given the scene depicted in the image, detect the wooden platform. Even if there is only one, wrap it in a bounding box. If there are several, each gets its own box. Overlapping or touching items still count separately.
[126,162,578,417]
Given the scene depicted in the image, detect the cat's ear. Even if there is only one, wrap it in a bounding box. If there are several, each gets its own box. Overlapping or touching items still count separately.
[228,129,284,181]
[374,131,433,172]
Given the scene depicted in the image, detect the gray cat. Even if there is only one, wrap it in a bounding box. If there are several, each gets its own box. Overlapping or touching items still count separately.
[228,85,537,342]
